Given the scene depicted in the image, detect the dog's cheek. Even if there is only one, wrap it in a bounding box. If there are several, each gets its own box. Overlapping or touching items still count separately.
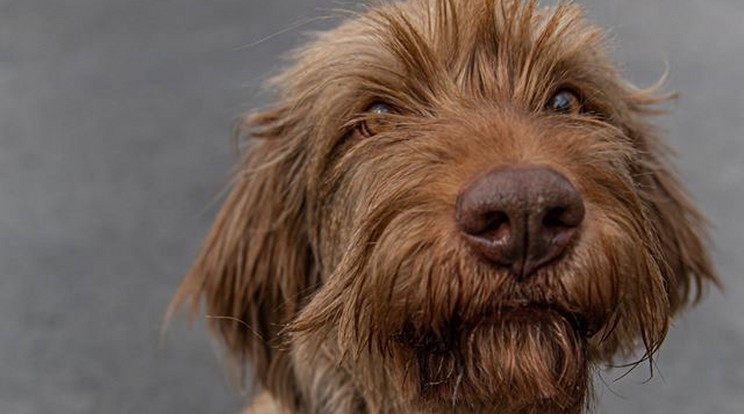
[557,157,673,358]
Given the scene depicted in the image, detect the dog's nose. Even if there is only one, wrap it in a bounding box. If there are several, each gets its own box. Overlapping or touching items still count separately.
[455,167,585,280]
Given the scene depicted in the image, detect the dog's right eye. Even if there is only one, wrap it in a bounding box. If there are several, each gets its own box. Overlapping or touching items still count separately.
[357,103,394,139]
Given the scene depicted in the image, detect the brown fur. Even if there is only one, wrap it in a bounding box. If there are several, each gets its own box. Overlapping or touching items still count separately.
[171,1,718,413]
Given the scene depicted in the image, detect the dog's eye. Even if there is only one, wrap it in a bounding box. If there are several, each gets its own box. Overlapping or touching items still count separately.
[357,103,394,138]
[546,90,582,114]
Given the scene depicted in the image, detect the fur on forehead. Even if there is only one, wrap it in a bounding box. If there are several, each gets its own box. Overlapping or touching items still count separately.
[271,0,637,124]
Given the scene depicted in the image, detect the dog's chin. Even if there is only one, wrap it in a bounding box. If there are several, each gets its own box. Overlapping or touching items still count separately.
[395,308,591,413]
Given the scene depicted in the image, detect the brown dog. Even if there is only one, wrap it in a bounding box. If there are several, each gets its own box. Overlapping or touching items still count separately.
[172,1,718,413]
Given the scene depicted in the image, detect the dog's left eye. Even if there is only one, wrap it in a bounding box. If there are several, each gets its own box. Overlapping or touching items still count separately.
[546,90,582,114]
[357,103,394,139]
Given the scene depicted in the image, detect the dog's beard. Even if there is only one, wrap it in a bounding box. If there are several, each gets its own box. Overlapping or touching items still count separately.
[296,229,667,413]
[390,309,589,414]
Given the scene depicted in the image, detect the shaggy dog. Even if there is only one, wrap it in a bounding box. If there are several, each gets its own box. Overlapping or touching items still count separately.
[172,1,718,413]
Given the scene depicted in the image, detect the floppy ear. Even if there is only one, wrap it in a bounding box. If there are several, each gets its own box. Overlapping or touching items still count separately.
[171,107,316,400]
[630,118,719,313]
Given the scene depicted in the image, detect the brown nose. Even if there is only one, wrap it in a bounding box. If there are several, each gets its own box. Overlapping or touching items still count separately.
[455,167,585,280]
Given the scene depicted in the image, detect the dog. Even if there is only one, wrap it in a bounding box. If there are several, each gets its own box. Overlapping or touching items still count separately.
[171,1,718,413]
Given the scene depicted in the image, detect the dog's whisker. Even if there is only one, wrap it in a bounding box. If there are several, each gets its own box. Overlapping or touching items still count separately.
[234,15,335,51]
[205,315,263,340]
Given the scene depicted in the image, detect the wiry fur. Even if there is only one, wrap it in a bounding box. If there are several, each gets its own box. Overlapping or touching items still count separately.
[171,1,718,413]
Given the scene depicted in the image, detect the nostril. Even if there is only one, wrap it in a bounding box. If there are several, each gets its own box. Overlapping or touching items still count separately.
[543,207,568,229]
[480,211,510,240]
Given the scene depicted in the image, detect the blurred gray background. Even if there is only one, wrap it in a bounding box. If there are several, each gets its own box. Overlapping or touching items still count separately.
[0,0,741,413]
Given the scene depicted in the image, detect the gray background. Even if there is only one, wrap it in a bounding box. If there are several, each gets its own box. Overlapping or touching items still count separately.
[0,0,741,413]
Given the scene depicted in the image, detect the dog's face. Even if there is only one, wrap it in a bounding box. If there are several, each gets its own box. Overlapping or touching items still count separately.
[174,1,717,413]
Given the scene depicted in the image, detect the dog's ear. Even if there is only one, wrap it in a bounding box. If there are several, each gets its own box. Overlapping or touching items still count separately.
[627,101,719,312]
[170,107,316,398]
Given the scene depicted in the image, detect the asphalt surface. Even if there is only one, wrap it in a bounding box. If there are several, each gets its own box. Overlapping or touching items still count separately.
[0,1,741,413]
